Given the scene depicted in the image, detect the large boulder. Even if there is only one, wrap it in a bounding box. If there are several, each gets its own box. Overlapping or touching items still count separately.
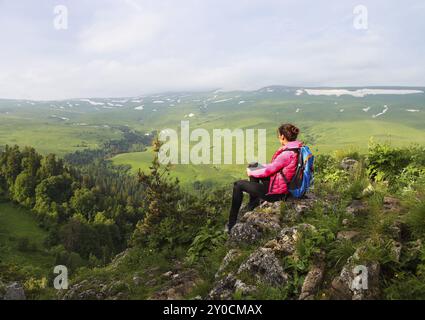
[237,248,288,286]
[240,210,281,233]
[229,222,261,245]
[229,208,282,245]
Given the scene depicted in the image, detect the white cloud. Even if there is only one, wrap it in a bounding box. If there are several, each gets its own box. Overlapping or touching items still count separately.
[79,9,163,53]
[0,0,424,99]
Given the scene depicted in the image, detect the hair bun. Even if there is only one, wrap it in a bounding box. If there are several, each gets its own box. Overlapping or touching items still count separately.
[278,123,300,141]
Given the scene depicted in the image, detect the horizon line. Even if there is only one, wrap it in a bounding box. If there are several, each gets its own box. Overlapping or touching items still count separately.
[1,84,424,102]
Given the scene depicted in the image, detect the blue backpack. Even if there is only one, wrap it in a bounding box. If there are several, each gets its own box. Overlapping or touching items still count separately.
[281,146,314,198]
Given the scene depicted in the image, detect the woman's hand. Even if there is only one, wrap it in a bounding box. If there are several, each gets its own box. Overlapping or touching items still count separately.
[246,168,251,176]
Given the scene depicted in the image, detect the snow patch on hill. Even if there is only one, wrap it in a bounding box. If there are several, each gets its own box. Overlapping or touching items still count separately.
[80,99,105,106]
[304,89,423,97]
[372,105,389,118]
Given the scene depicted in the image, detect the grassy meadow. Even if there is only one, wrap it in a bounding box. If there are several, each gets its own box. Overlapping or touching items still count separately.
[0,202,54,278]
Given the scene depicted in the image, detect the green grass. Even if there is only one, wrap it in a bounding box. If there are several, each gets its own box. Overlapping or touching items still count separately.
[112,148,246,188]
[0,118,122,156]
[111,117,425,188]
[1,88,424,157]
[0,202,54,277]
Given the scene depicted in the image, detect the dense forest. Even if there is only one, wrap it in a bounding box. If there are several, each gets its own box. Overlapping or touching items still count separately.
[0,138,227,276]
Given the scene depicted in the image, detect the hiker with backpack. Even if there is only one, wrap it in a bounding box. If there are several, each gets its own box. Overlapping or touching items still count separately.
[226,123,314,233]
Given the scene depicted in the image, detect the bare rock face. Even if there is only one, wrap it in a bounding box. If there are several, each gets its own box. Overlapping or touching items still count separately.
[240,210,281,233]
[341,158,359,171]
[229,222,262,245]
[207,274,238,300]
[238,248,289,286]
[3,282,26,300]
[229,208,282,245]
[299,261,326,300]
[215,249,241,279]
[234,280,257,296]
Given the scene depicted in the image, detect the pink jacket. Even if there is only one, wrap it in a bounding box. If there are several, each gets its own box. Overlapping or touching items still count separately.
[248,141,302,195]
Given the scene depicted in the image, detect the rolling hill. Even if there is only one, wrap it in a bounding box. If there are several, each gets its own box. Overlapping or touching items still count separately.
[1,86,424,185]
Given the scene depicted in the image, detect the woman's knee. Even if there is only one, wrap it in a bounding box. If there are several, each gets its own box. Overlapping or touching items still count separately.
[234,180,244,187]
[233,180,247,193]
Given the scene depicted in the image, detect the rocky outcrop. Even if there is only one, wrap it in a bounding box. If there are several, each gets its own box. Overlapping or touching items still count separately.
[229,206,282,244]
[59,279,130,300]
[229,222,262,244]
[299,261,325,300]
[208,190,334,301]
[2,282,26,300]
[330,248,380,300]
[207,274,238,300]
[152,269,201,300]
[238,248,289,286]
[208,247,289,300]
[215,249,241,279]
[264,224,315,255]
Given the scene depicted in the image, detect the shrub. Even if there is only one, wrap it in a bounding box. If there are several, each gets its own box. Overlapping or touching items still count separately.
[186,220,227,264]
[406,201,425,239]
[16,237,37,252]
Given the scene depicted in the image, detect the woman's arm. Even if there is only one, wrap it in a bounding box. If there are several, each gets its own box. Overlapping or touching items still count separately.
[248,151,295,179]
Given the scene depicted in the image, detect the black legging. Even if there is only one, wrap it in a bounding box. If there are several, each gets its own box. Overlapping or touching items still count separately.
[228,177,284,230]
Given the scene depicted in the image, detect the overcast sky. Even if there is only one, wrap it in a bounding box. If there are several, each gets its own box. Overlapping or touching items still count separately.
[0,0,424,100]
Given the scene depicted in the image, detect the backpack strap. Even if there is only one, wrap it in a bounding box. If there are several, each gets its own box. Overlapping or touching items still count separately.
[279,147,301,187]
[269,147,301,193]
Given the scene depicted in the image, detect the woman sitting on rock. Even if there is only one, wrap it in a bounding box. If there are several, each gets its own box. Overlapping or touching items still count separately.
[227,123,302,233]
